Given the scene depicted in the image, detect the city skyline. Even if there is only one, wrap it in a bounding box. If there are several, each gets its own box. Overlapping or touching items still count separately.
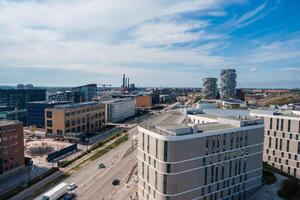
[0,0,300,88]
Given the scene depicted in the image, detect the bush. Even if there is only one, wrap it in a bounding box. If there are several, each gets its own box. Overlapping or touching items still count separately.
[278,178,300,200]
[263,169,277,185]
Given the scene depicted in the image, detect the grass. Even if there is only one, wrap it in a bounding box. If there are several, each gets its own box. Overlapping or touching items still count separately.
[71,134,129,171]
[25,173,70,200]
[58,128,125,168]
[0,168,58,200]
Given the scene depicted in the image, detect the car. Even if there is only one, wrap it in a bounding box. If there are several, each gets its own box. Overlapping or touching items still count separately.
[64,193,76,200]
[112,179,120,186]
[67,183,77,191]
[98,163,106,169]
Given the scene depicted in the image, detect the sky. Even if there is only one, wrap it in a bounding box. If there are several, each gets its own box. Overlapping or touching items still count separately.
[0,0,300,88]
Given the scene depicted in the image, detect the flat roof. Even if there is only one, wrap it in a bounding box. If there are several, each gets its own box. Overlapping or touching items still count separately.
[141,111,262,136]
[52,102,99,109]
[0,120,21,126]
[101,98,133,104]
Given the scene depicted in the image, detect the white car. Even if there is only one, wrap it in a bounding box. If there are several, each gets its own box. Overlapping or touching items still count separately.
[67,183,77,191]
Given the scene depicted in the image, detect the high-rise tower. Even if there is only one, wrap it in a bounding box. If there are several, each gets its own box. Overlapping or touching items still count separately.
[220,69,237,99]
[202,77,218,99]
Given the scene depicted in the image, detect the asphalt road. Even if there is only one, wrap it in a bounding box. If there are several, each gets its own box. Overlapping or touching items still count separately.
[35,127,139,200]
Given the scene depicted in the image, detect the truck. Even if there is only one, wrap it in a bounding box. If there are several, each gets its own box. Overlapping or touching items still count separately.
[41,182,68,200]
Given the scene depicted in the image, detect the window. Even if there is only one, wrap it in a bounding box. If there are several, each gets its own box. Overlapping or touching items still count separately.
[276,119,279,130]
[46,111,52,118]
[166,164,171,173]
[288,120,291,132]
[269,137,272,148]
[298,142,300,154]
[287,140,290,152]
[164,141,168,162]
[155,139,158,158]
[281,119,284,131]
[270,118,273,129]
[47,120,52,127]
[290,134,292,139]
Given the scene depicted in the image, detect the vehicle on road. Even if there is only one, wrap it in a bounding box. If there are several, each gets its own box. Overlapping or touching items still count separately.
[63,193,76,200]
[42,182,68,200]
[112,179,120,186]
[67,183,77,191]
[98,163,106,169]
[133,175,138,183]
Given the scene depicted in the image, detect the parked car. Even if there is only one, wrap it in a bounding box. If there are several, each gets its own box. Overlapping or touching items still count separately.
[67,183,77,191]
[98,163,106,169]
[112,179,120,186]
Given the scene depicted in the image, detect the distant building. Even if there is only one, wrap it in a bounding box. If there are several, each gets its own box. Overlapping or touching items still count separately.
[0,89,46,110]
[236,89,245,101]
[202,77,218,99]
[151,93,160,105]
[45,102,105,138]
[220,69,237,99]
[0,109,27,124]
[160,94,176,103]
[217,98,247,109]
[16,84,34,90]
[102,98,136,123]
[48,91,84,103]
[138,111,264,200]
[250,109,300,178]
[0,120,25,175]
[136,95,152,109]
[27,101,70,128]
[71,84,97,101]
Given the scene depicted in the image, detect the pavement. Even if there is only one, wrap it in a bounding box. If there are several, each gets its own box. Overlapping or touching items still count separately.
[248,173,286,200]
[33,126,138,200]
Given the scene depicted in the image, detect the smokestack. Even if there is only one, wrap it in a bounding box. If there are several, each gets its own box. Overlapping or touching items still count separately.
[122,74,125,87]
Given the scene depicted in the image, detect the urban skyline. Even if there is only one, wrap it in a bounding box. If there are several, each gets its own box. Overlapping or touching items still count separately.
[0,0,299,88]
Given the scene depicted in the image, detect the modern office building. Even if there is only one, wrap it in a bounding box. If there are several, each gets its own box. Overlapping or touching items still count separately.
[0,120,25,175]
[0,109,27,124]
[48,91,84,103]
[138,111,264,200]
[27,101,70,128]
[250,109,300,178]
[45,102,105,137]
[220,69,237,99]
[0,88,46,110]
[202,77,218,99]
[71,84,97,101]
[102,98,136,123]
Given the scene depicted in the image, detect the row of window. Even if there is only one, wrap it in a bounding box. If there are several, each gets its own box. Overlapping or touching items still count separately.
[269,118,300,133]
[267,130,299,140]
[266,161,298,177]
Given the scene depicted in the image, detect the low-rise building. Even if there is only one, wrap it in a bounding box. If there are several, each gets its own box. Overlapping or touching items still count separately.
[27,101,70,128]
[0,120,25,175]
[138,111,264,200]
[102,98,136,123]
[45,102,105,138]
[250,109,300,178]
[136,95,152,109]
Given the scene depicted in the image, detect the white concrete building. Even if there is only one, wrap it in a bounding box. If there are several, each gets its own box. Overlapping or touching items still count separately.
[250,109,300,178]
[102,98,136,123]
[138,111,264,200]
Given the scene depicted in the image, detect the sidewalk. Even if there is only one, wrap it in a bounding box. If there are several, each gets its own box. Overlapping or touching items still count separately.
[9,133,128,200]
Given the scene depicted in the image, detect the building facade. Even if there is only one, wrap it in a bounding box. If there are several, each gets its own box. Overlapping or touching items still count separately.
[45,102,105,137]
[138,111,264,200]
[202,77,218,99]
[48,91,84,103]
[0,121,25,175]
[0,109,27,124]
[0,89,46,110]
[71,84,97,101]
[136,95,152,109]
[102,98,136,123]
[250,109,300,178]
[220,69,237,100]
[27,101,70,128]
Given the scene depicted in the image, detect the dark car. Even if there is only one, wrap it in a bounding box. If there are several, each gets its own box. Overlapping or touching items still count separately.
[112,179,120,186]
[98,163,106,169]
[63,193,76,200]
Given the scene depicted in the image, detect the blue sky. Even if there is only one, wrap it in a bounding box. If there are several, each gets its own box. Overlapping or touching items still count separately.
[0,0,299,88]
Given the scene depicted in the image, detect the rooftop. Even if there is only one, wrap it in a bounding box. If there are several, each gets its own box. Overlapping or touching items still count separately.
[52,102,99,109]
[101,98,133,104]
[0,120,21,126]
[141,111,263,136]
[250,109,300,119]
